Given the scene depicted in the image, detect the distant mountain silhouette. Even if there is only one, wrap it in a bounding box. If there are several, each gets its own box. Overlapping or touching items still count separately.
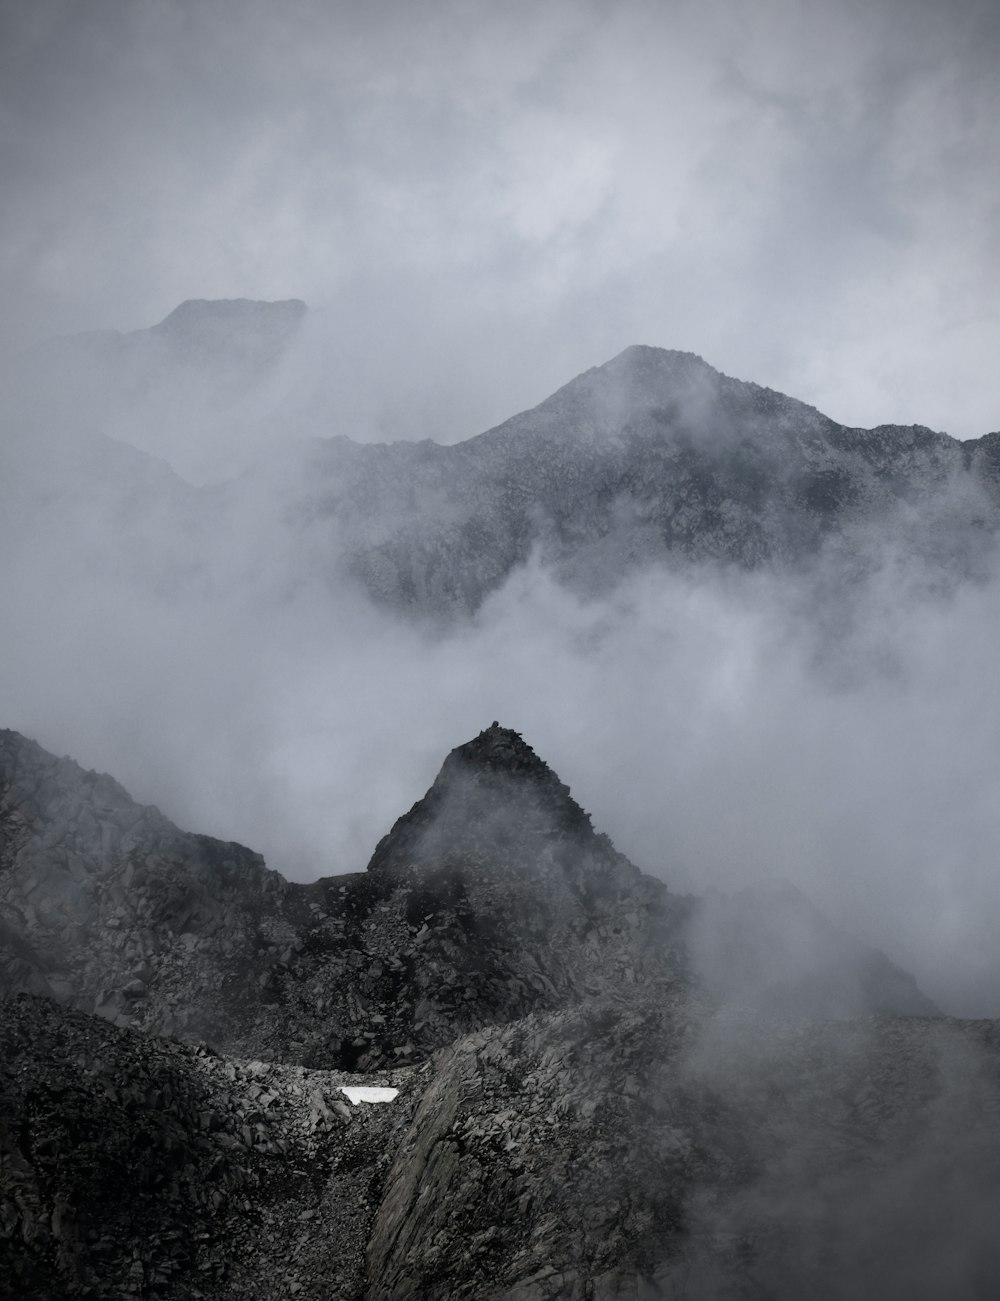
[7,308,1000,611]
[260,342,1000,614]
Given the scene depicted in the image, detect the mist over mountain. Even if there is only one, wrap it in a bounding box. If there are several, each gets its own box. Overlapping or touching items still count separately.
[4,297,307,483]
[6,723,998,1300]
[255,340,1000,614]
[4,291,1000,1296]
[4,2,1000,1291]
[2,299,1000,1016]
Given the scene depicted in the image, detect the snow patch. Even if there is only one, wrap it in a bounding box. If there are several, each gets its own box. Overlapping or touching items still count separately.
[339,1086,399,1105]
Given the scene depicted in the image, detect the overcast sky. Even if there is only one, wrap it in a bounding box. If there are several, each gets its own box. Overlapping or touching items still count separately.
[1,0,998,440]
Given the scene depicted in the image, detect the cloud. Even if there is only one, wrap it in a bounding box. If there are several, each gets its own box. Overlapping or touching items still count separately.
[1,0,998,435]
[3,424,1000,1019]
[2,0,1000,1018]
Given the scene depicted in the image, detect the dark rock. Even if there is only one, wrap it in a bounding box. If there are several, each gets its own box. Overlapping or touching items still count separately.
[1,724,991,1299]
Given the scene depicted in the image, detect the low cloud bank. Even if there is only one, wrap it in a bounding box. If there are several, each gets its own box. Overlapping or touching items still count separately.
[1,449,999,1015]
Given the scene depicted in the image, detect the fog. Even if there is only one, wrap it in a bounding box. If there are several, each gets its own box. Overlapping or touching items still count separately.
[2,0,999,438]
[667,1010,1000,1299]
[2,392,1000,1019]
[2,0,1000,1023]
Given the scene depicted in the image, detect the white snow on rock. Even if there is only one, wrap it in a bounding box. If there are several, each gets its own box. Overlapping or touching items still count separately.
[339,1086,399,1105]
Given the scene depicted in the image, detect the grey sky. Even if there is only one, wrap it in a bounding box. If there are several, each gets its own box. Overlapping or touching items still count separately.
[1,0,998,439]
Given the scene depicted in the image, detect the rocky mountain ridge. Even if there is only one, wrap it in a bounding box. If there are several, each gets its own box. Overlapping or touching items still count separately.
[0,724,688,1069]
[273,343,1000,615]
[6,304,1000,620]
[2,723,995,1299]
[0,723,935,1061]
[4,962,998,1298]
[3,306,1000,1295]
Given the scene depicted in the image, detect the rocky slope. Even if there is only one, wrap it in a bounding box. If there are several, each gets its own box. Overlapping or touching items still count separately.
[3,724,997,1298]
[0,725,689,1068]
[4,981,999,1298]
[0,993,419,1301]
[1,723,932,1064]
[366,999,1000,1300]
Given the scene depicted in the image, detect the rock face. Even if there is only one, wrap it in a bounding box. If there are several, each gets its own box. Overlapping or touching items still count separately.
[5,988,1000,1299]
[366,1001,1000,1300]
[5,723,988,1299]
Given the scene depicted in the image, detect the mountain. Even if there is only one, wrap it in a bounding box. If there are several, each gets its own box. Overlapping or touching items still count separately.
[7,310,1000,618]
[143,297,307,368]
[2,726,997,1299]
[0,724,687,1067]
[4,310,1000,1294]
[265,343,1000,615]
[30,296,307,377]
[4,298,307,482]
[0,723,932,1060]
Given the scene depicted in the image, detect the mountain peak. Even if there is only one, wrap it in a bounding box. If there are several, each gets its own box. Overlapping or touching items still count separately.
[521,342,733,439]
[445,721,556,779]
[610,343,714,371]
[365,723,596,880]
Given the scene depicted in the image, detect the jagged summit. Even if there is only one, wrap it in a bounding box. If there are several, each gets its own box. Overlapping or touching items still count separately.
[439,722,589,816]
[453,720,546,771]
[365,722,596,879]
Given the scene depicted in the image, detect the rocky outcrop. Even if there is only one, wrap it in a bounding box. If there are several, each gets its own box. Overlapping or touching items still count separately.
[1,725,938,1073]
[5,989,999,1300]
[2,724,997,1299]
[0,993,418,1301]
[0,725,687,1069]
[367,1000,1000,1300]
